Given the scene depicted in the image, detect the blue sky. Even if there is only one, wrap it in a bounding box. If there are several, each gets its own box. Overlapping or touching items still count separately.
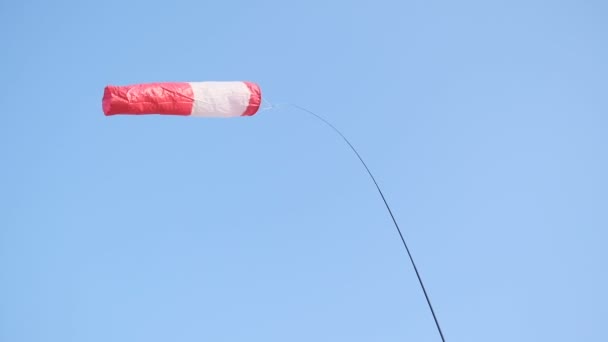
[1,0,607,341]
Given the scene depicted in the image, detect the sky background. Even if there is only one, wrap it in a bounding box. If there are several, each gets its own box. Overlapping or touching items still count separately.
[1,0,607,341]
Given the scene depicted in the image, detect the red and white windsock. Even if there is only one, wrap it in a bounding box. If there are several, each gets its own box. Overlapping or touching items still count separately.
[102,81,262,117]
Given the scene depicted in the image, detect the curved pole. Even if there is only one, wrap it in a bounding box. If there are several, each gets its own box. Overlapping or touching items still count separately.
[290,104,446,342]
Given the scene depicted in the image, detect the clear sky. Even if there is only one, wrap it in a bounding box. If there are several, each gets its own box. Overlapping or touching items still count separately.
[1,0,607,341]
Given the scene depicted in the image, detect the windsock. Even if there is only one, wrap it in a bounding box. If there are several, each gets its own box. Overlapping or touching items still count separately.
[102,81,262,117]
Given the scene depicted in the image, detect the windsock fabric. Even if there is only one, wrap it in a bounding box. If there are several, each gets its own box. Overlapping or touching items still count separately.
[103,81,262,117]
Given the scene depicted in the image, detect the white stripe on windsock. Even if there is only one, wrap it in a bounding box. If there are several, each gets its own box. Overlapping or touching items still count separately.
[190,82,252,117]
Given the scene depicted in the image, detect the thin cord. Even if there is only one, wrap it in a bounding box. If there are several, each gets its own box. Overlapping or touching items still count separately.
[289,104,446,342]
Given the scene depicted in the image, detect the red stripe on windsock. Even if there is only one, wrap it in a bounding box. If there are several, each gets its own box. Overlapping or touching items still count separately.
[242,82,262,116]
[103,82,194,116]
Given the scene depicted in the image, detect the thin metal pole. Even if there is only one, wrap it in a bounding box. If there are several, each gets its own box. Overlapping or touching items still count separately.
[291,104,446,342]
